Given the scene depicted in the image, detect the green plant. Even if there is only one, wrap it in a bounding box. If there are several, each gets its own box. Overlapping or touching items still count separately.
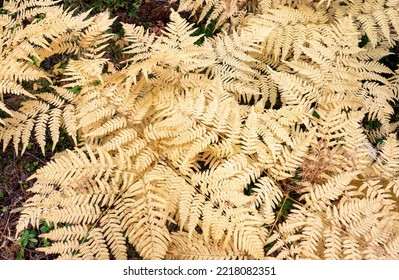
[39,222,54,247]
[18,181,29,189]
[26,142,34,151]
[39,222,54,234]
[16,222,53,259]
[17,229,38,259]
[24,161,39,172]
[19,230,38,248]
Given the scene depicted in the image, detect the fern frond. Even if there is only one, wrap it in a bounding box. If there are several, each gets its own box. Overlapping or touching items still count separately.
[167,232,243,260]
[76,228,110,260]
[301,173,356,211]
[120,179,171,260]
[40,225,88,241]
[100,211,128,260]
[372,134,399,178]
[37,240,81,255]
[252,176,283,224]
